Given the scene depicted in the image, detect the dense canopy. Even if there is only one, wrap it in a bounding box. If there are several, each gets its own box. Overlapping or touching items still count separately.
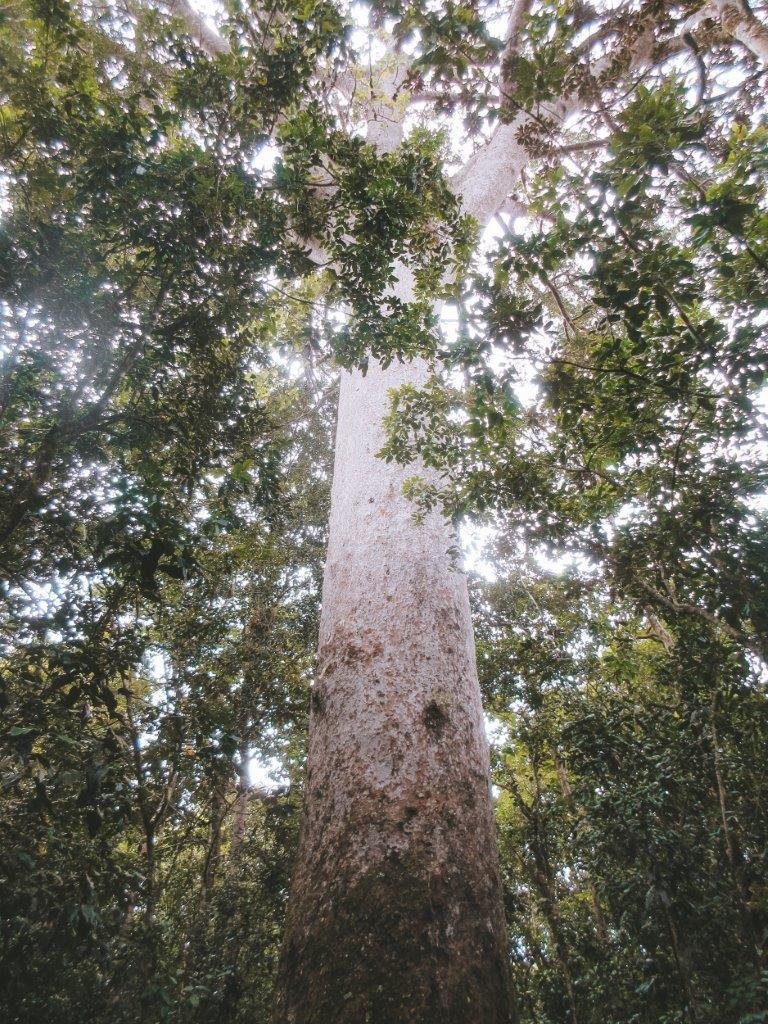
[1,0,767,1021]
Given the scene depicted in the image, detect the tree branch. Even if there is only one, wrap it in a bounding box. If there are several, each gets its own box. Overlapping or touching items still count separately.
[452,17,694,227]
[500,0,534,107]
[164,0,229,55]
[634,579,766,662]
[709,0,768,62]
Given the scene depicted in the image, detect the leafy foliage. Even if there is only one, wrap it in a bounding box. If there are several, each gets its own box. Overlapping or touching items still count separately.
[2,0,768,1021]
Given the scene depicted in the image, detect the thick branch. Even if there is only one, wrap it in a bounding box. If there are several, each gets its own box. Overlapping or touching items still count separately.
[635,579,766,662]
[709,0,768,61]
[452,21,691,226]
[164,0,229,55]
[500,0,534,104]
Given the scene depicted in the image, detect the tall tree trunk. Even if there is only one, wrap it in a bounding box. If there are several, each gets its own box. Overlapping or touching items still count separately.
[273,272,513,1022]
[552,747,610,945]
[230,743,251,860]
[661,895,700,1024]
[709,694,762,967]
[202,782,226,893]
[530,858,579,1024]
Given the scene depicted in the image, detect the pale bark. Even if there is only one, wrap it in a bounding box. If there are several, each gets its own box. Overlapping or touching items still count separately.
[271,20,669,1016]
[151,3,767,1018]
[709,0,768,62]
[273,263,513,1021]
[272,54,540,1012]
[164,0,228,55]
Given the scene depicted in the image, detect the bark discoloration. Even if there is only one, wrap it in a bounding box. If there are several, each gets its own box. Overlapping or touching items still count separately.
[279,855,509,1024]
[274,300,512,1020]
[424,694,451,736]
[309,687,326,716]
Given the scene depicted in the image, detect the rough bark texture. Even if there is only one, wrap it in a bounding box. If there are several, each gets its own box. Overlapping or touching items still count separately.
[272,270,513,1023]
[712,0,768,61]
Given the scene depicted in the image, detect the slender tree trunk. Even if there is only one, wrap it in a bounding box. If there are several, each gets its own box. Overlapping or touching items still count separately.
[273,271,513,1022]
[552,748,610,945]
[530,859,579,1024]
[230,744,251,860]
[202,782,226,893]
[661,896,700,1024]
[709,694,762,966]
